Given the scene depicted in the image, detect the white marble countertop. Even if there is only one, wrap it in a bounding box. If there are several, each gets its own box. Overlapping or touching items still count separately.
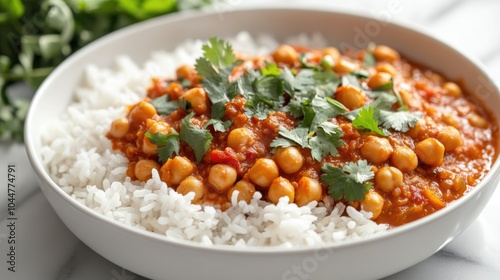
[1,0,500,279]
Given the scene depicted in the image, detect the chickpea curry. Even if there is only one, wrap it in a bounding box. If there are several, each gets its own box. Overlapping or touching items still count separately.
[107,37,497,227]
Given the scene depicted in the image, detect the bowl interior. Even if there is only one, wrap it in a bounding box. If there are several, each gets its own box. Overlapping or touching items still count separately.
[24,5,500,280]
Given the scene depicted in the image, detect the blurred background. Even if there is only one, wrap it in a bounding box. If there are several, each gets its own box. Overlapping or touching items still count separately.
[1,0,214,143]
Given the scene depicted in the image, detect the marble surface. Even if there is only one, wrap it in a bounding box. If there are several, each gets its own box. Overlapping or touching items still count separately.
[1,0,500,279]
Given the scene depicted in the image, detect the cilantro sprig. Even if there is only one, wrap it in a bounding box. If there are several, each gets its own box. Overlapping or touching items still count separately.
[195,37,239,119]
[149,95,179,116]
[179,112,213,164]
[346,79,421,135]
[352,106,388,136]
[379,108,421,132]
[271,122,344,162]
[146,112,221,165]
[145,129,180,163]
[321,160,374,202]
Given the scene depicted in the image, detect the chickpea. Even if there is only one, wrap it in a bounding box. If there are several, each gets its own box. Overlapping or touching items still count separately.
[294,177,322,207]
[375,166,403,193]
[160,156,194,186]
[166,82,183,100]
[372,45,400,62]
[442,113,459,128]
[333,59,358,73]
[180,87,208,114]
[143,121,170,155]
[415,138,445,166]
[275,146,304,174]
[177,176,205,203]
[247,158,280,188]
[208,164,237,192]
[272,44,298,66]
[322,47,341,64]
[361,191,384,219]
[268,177,295,204]
[134,159,160,182]
[109,117,129,138]
[467,113,488,128]
[439,171,466,193]
[142,137,157,155]
[367,72,392,89]
[176,65,196,80]
[436,126,462,152]
[334,85,366,110]
[399,90,412,106]
[391,146,418,172]
[227,127,255,152]
[227,179,256,203]
[360,136,393,164]
[375,62,397,77]
[147,120,170,134]
[129,101,157,124]
[443,82,462,97]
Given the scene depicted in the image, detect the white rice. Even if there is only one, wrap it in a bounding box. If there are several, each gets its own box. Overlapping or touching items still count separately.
[40,32,388,247]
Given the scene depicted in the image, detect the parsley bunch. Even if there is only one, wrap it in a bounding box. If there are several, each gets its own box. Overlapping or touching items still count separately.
[321,160,374,202]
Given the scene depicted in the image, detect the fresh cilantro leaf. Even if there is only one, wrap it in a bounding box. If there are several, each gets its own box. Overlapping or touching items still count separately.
[379,109,421,132]
[270,126,310,148]
[231,72,255,100]
[261,63,281,77]
[194,57,221,83]
[301,92,346,130]
[210,101,226,120]
[149,95,179,115]
[202,37,236,69]
[293,68,341,96]
[254,75,284,102]
[177,98,191,112]
[313,70,341,96]
[179,78,192,88]
[352,106,388,136]
[244,74,286,120]
[281,67,295,96]
[345,91,397,121]
[309,122,344,161]
[321,160,374,202]
[364,52,376,67]
[371,78,404,107]
[294,69,316,92]
[341,74,362,89]
[195,54,235,111]
[351,69,370,79]
[195,37,240,110]
[145,129,180,163]
[179,112,213,163]
[245,94,284,120]
[204,118,232,132]
[283,99,304,118]
[367,91,398,110]
[372,82,393,92]
[271,123,343,161]
[299,53,319,70]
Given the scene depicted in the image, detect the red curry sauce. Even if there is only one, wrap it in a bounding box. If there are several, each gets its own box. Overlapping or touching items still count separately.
[107,42,497,227]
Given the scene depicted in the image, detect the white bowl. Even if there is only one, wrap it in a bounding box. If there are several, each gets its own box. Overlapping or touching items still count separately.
[25,5,500,280]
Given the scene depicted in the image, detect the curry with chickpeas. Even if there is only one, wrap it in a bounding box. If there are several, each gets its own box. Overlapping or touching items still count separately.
[107,37,497,227]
